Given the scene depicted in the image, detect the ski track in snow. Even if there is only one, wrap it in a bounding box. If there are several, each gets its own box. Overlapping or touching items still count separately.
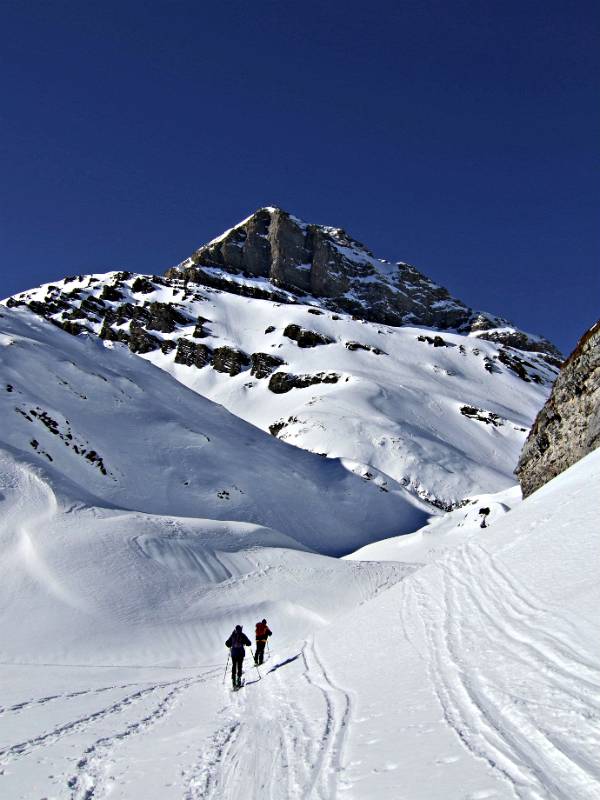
[66,669,220,800]
[410,542,600,800]
[300,639,352,799]
[0,681,140,719]
[182,639,351,800]
[181,564,406,799]
[1,539,599,799]
[0,673,214,767]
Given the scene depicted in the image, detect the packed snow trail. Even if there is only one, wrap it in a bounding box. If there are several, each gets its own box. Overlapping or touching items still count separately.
[183,641,352,800]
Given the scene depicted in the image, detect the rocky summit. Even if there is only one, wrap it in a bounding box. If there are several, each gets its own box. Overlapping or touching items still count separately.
[516,318,600,497]
[167,207,561,355]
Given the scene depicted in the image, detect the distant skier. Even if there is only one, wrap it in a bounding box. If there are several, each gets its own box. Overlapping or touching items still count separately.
[479,507,490,528]
[254,619,272,665]
[225,625,251,688]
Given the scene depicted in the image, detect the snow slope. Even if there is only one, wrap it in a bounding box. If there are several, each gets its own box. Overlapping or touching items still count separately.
[319,448,600,799]
[1,422,598,798]
[5,270,557,508]
[348,485,521,564]
[0,305,427,557]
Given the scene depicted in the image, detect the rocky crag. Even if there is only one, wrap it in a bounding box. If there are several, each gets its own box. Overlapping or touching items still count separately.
[516,319,600,496]
[167,207,561,358]
[6,207,562,369]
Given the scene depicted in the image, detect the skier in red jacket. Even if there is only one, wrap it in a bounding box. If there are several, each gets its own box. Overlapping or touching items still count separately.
[254,619,272,665]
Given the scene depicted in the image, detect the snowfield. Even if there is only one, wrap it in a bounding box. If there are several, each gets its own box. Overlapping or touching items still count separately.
[0,319,599,798]
[0,300,598,799]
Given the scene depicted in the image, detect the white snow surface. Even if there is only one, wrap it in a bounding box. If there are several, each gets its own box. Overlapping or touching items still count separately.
[1,290,599,800]
[348,485,521,564]
[1,277,596,800]
[0,305,427,557]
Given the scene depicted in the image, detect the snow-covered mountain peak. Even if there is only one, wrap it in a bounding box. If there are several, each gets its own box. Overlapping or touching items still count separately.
[169,207,562,358]
[3,263,560,511]
[1,209,567,512]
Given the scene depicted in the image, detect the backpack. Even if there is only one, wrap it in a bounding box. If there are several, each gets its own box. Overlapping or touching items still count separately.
[230,629,245,648]
[256,622,269,639]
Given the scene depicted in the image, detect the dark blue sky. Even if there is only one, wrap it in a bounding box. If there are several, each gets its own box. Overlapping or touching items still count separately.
[1,1,598,354]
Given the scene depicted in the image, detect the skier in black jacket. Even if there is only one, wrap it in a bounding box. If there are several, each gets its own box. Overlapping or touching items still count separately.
[225,625,252,688]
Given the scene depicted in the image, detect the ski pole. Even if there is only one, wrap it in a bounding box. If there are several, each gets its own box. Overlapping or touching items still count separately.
[250,649,262,680]
[267,640,271,659]
[222,650,230,684]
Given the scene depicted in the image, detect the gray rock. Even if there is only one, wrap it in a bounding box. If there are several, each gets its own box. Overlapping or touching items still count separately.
[127,322,161,354]
[174,338,212,368]
[477,329,562,362]
[145,302,188,333]
[80,296,106,316]
[164,265,292,303]
[104,302,151,328]
[270,209,313,292]
[283,324,335,348]
[189,208,272,276]
[250,353,286,379]
[51,318,85,336]
[268,371,340,394]
[345,341,385,355]
[497,348,541,383]
[99,320,128,345]
[212,346,250,376]
[460,405,503,427]
[100,284,123,302]
[269,415,300,437]
[417,334,453,348]
[131,276,156,294]
[516,319,600,497]
[167,207,558,360]
[192,316,211,338]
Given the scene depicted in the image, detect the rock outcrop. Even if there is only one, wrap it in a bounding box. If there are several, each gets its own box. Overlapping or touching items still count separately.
[212,346,250,376]
[516,319,600,497]
[250,353,286,379]
[283,324,335,348]
[268,371,341,394]
[174,339,212,368]
[166,206,560,359]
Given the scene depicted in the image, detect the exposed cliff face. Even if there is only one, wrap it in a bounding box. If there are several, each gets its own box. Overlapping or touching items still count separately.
[516,319,600,497]
[166,207,560,360]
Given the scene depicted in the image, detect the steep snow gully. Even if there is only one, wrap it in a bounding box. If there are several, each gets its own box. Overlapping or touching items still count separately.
[1,453,599,799]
